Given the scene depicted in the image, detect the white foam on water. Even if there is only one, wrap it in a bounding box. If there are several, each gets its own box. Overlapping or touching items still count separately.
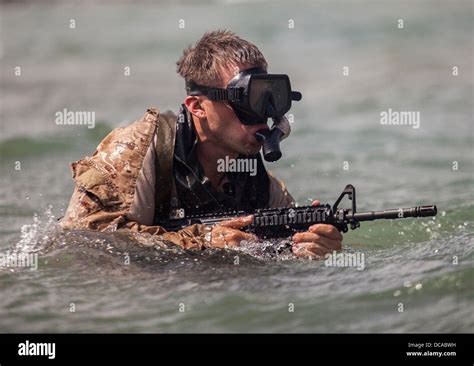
[14,205,61,255]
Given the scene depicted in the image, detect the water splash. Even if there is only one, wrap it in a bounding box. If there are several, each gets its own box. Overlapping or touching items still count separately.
[236,238,296,261]
[14,205,62,254]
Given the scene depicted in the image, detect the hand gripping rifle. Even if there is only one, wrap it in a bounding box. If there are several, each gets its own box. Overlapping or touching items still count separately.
[158,184,437,238]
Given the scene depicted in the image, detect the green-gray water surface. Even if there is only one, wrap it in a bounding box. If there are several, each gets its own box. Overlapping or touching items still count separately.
[0,0,472,332]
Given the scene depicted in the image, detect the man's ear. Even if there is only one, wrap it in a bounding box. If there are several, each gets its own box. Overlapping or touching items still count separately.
[184,96,206,119]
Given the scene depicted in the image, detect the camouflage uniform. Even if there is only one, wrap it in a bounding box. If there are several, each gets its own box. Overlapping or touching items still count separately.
[61,108,295,249]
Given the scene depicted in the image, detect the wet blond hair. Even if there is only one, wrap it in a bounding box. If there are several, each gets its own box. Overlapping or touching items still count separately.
[176,30,267,87]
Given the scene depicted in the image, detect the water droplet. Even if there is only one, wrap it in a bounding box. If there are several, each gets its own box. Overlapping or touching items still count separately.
[415,283,422,290]
[25,196,30,200]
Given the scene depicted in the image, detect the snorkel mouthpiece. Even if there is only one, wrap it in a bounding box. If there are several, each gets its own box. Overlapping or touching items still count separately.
[255,125,284,162]
[255,98,286,162]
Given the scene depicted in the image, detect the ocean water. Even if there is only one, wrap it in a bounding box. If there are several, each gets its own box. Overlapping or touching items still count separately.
[0,0,473,332]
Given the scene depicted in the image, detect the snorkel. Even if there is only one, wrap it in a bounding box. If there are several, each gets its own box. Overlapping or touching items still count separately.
[255,126,285,162]
[185,67,302,162]
[254,92,298,162]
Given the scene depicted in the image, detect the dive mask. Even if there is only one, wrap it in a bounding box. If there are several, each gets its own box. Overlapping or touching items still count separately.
[185,67,302,161]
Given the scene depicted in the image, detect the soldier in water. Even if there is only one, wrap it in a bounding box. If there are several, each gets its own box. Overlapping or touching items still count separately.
[61,30,343,258]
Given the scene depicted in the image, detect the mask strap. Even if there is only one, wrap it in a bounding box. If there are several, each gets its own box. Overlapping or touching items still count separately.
[185,80,243,101]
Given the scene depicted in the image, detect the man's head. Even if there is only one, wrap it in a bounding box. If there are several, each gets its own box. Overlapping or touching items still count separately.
[176,30,269,156]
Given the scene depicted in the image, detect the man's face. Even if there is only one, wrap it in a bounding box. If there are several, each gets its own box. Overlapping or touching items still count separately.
[189,64,269,156]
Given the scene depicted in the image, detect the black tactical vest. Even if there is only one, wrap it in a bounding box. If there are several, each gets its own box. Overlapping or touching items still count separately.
[154,105,270,223]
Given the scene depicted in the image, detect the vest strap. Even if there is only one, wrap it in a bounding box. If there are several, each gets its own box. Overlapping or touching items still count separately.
[154,110,177,219]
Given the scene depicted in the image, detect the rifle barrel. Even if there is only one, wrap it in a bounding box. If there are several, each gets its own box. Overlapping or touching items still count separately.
[352,205,437,221]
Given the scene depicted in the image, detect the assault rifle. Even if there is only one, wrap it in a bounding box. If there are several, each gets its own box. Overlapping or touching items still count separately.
[159,184,437,238]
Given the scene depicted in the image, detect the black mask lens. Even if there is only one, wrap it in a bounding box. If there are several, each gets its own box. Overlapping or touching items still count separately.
[248,76,291,120]
[231,104,265,125]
